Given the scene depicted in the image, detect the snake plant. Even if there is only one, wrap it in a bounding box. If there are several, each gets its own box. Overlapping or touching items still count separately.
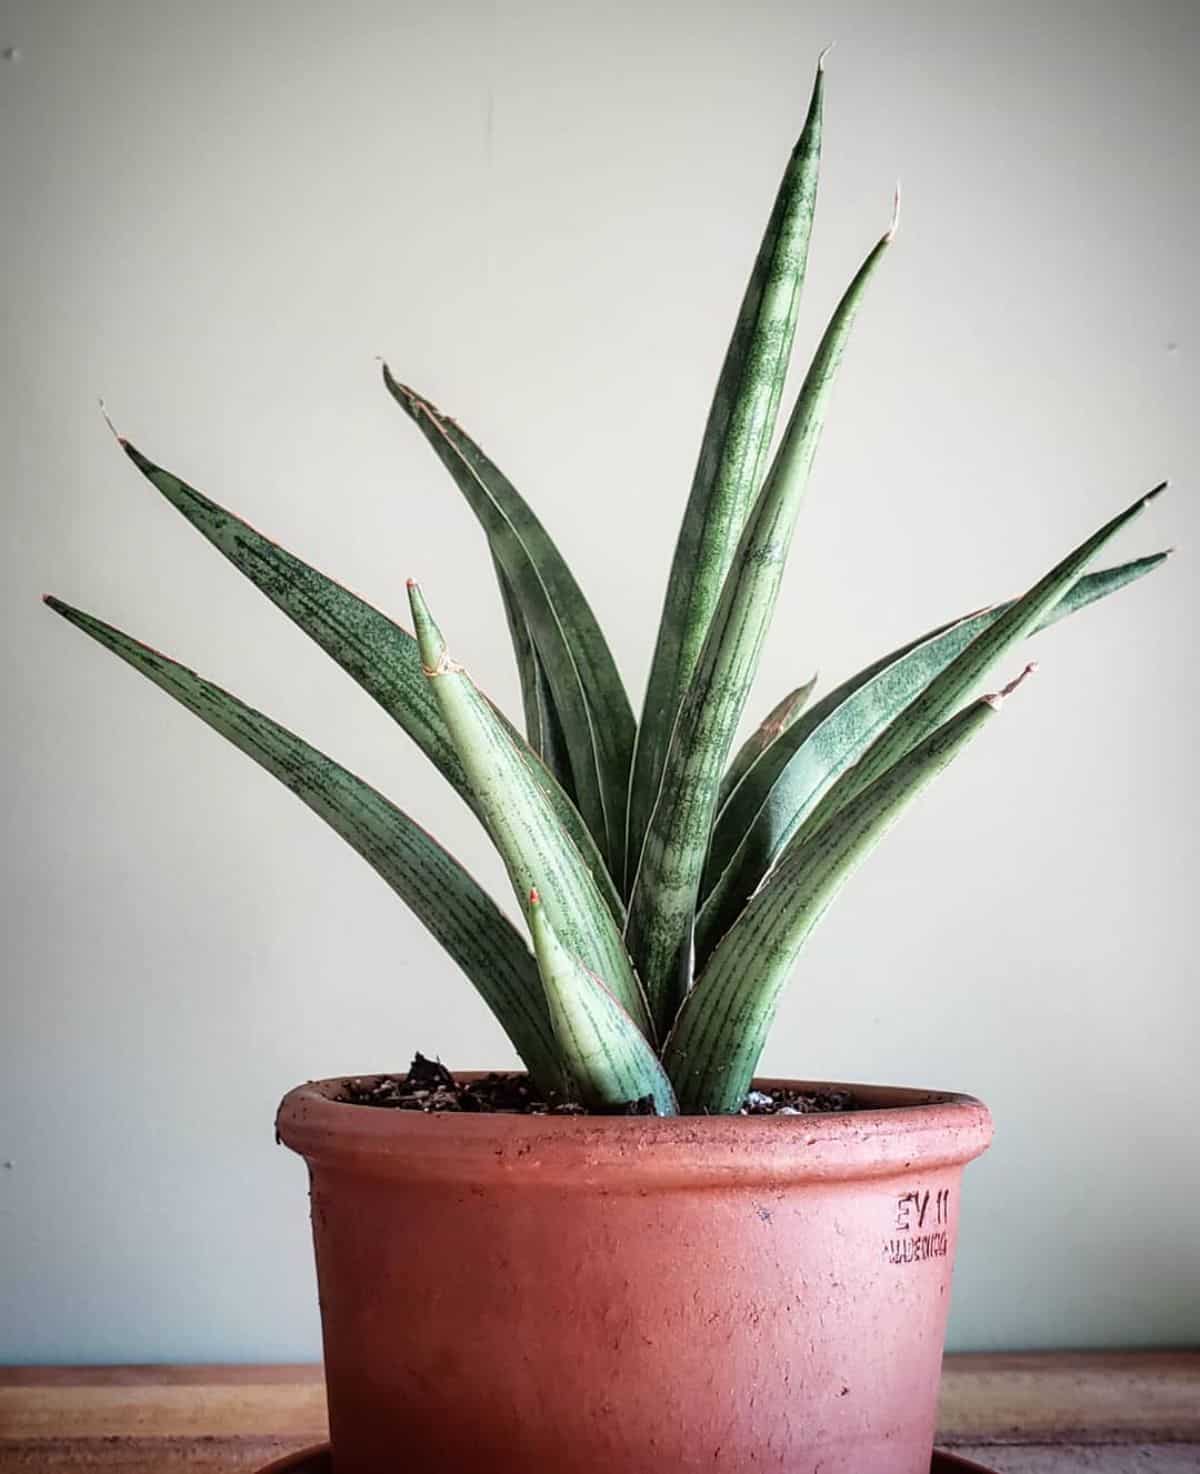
[46,58,1169,1114]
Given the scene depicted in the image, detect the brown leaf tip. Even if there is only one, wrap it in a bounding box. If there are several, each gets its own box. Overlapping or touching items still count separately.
[1002,660,1038,695]
[985,662,1038,709]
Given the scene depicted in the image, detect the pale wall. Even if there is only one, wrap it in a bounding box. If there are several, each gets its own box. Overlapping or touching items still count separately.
[2,0,1197,1362]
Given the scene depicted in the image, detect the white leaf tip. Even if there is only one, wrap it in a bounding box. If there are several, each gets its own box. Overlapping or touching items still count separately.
[884,181,901,242]
[818,42,835,71]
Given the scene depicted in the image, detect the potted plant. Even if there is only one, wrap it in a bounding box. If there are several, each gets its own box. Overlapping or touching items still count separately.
[45,56,1168,1474]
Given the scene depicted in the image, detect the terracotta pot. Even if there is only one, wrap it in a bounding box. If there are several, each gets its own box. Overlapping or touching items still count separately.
[276,1076,992,1474]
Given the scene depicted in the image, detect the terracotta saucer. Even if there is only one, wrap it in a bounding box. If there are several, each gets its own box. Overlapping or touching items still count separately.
[255,1444,1001,1473]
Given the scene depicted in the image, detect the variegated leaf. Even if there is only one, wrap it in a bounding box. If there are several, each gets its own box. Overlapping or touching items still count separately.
[666,678,1029,1111]
[627,55,827,893]
[44,595,561,1088]
[117,441,622,923]
[695,550,1171,965]
[408,582,651,1038]
[627,207,896,1035]
[386,373,634,878]
[784,485,1165,855]
[529,890,676,1114]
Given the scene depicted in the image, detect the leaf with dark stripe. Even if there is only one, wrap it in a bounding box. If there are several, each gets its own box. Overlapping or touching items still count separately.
[385,371,634,878]
[783,485,1166,856]
[627,209,896,1036]
[529,889,677,1114]
[408,582,650,1038]
[122,439,463,792]
[492,553,575,798]
[695,551,1171,965]
[117,441,621,923]
[666,679,1027,1112]
[44,595,561,1089]
[627,55,827,893]
[719,676,818,812]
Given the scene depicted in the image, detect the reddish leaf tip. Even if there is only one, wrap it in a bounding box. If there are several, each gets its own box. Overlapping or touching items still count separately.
[985,662,1038,709]
[529,887,541,906]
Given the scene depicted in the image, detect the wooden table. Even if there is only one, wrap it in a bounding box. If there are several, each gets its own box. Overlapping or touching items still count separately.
[0,1352,1196,1472]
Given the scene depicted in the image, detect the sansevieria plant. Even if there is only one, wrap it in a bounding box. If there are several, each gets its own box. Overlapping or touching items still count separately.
[46,58,1168,1115]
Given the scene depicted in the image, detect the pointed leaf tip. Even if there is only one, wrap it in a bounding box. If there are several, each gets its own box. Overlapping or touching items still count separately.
[627,53,829,904]
[818,41,834,70]
[1145,480,1169,503]
[406,581,449,674]
[381,364,426,414]
[98,398,125,444]
[885,182,901,242]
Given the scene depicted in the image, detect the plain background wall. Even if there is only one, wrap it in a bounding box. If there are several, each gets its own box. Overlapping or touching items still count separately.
[2,0,1197,1363]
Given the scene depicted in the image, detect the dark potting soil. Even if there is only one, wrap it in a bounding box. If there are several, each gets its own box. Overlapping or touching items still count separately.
[339,1054,856,1117]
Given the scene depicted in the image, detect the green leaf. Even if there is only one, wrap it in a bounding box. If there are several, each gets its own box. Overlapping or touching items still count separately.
[117,440,622,925]
[719,675,818,812]
[492,552,575,799]
[626,56,826,893]
[122,439,464,794]
[44,595,562,1090]
[666,680,1025,1112]
[786,485,1166,854]
[695,550,1172,965]
[626,211,896,1036]
[528,889,677,1114]
[408,582,651,1039]
[385,372,634,878]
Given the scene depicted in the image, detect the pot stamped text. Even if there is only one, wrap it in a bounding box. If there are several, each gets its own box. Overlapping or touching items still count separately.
[883,1188,951,1266]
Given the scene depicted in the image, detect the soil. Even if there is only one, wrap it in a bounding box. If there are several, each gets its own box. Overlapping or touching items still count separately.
[340,1054,857,1117]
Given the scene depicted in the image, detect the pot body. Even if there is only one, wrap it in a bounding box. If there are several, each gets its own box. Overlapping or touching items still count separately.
[276,1077,992,1474]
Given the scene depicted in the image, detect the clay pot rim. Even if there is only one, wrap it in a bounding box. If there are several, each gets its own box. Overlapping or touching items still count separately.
[276,1074,992,1187]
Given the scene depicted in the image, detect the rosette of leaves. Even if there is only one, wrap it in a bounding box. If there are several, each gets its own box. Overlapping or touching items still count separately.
[47,58,1169,1114]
